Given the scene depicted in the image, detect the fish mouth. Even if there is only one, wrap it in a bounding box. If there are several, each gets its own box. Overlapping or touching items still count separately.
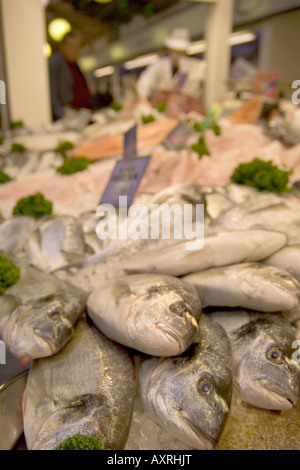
[184,417,218,450]
[155,323,183,354]
[154,310,198,354]
[258,379,298,410]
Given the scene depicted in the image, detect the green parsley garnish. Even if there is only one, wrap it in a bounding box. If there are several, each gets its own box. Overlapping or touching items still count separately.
[57,157,90,175]
[12,193,53,218]
[231,158,293,193]
[191,135,210,159]
[55,141,75,155]
[0,170,12,184]
[0,255,20,295]
[56,434,106,451]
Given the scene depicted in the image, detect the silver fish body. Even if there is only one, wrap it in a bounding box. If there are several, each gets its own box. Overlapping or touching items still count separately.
[0,216,36,255]
[27,215,86,272]
[23,320,137,450]
[282,304,300,340]
[264,244,300,283]
[183,263,300,312]
[211,310,300,411]
[87,274,202,356]
[137,315,233,450]
[146,183,205,208]
[0,263,86,364]
[111,230,287,277]
[212,195,300,235]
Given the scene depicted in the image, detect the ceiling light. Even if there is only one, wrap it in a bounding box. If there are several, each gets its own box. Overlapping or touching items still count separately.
[43,43,52,59]
[187,41,207,55]
[187,30,257,55]
[94,66,115,78]
[124,54,159,70]
[228,31,257,46]
[79,56,98,73]
[110,44,128,62]
[48,18,72,42]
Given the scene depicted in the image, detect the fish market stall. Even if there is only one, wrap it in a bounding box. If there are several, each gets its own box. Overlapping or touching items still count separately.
[1,95,300,451]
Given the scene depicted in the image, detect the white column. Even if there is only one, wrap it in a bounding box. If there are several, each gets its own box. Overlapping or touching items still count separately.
[0,0,51,128]
[203,0,234,109]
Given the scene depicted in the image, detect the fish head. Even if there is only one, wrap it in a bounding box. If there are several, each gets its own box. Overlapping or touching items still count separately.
[6,293,84,364]
[233,315,300,410]
[27,392,111,450]
[237,264,300,311]
[139,318,233,449]
[128,280,202,356]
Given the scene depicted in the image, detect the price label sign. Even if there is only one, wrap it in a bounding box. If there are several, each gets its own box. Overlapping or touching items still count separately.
[100,156,150,208]
[163,122,194,150]
[123,125,137,159]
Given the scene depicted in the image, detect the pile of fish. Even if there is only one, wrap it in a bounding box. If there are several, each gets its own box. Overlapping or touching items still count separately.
[1,181,300,450]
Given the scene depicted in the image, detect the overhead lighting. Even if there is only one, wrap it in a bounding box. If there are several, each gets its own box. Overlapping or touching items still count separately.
[43,43,52,59]
[124,54,160,70]
[110,44,128,62]
[228,31,257,46]
[187,41,206,56]
[187,30,257,55]
[79,56,98,73]
[94,66,115,78]
[48,18,72,42]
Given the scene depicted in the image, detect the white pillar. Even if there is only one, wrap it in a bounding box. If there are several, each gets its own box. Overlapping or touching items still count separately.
[204,0,234,109]
[0,0,51,128]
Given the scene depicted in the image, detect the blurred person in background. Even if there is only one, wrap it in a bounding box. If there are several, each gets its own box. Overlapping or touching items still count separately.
[49,32,92,121]
[49,32,112,121]
[136,28,206,101]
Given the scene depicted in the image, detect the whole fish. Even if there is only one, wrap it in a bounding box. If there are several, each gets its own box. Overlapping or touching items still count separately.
[89,183,206,263]
[146,183,205,207]
[210,310,300,411]
[87,274,202,356]
[264,244,300,282]
[27,215,87,272]
[110,230,287,277]
[282,305,300,340]
[0,216,36,255]
[0,263,86,365]
[23,320,137,450]
[183,263,300,312]
[137,315,233,450]
[212,196,300,234]
[205,190,234,220]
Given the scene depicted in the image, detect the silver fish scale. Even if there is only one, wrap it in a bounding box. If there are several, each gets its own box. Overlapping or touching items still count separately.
[0,263,87,363]
[23,320,136,450]
[138,315,233,450]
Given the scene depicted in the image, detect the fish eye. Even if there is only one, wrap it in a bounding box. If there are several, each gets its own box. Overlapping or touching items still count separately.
[266,346,284,365]
[169,302,187,316]
[197,379,214,395]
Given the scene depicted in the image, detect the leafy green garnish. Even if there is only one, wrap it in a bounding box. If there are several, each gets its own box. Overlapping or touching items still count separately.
[57,157,90,175]
[0,136,4,146]
[11,143,27,153]
[0,170,12,184]
[56,434,106,451]
[10,121,24,130]
[156,102,167,113]
[55,141,75,155]
[13,193,53,218]
[191,135,210,159]
[0,255,20,295]
[193,122,221,136]
[109,101,123,112]
[231,158,292,193]
[193,104,222,136]
[142,114,156,125]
